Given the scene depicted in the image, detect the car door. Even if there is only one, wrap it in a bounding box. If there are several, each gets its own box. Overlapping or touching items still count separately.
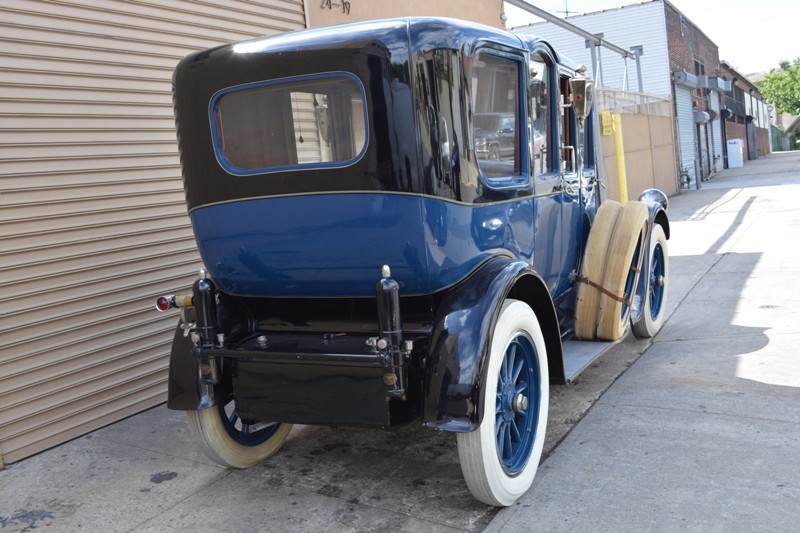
[556,71,585,310]
[530,51,584,316]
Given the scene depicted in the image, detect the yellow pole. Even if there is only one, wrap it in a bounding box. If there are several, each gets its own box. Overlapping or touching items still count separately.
[612,112,628,204]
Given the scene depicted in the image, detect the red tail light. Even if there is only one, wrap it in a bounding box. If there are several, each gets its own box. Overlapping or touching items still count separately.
[155,296,173,312]
[155,294,193,312]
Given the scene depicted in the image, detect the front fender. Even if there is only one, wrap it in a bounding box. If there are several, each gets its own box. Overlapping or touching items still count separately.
[638,188,670,238]
[421,257,561,432]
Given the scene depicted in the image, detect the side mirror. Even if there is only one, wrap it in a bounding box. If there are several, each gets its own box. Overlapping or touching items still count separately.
[569,76,593,123]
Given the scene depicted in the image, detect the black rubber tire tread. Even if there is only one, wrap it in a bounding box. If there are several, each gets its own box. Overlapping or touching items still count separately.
[596,201,648,341]
[574,200,623,340]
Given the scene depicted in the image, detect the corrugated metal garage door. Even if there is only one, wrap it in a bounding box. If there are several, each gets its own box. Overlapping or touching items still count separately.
[709,91,724,173]
[674,86,696,188]
[0,0,305,465]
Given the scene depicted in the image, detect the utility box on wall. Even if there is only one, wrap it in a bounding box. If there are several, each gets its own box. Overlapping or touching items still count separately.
[308,0,505,29]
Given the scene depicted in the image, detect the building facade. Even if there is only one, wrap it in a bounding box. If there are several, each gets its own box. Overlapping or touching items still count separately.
[309,0,503,28]
[720,62,772,161]
[512,0,770,189]
[662,0,725,182]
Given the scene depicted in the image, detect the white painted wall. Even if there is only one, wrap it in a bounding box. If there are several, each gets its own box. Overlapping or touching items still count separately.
[512,1,672,97]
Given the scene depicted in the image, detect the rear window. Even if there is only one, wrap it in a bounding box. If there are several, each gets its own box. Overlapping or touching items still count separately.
[210,73,368,175]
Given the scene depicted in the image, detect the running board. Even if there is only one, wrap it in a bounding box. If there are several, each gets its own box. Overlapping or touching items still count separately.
[562,333,628,383]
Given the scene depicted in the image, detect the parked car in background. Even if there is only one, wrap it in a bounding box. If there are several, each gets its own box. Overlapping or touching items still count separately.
[475,112,516,161]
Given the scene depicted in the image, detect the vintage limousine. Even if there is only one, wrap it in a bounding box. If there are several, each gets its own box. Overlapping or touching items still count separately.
[157,17,669,506]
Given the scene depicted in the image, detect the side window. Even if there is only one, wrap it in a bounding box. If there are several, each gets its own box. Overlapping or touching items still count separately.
[529,54,552,178]
[419,49,473,198]
[472,53,521,179]
[582,104,595,170]
[560,74,577,174]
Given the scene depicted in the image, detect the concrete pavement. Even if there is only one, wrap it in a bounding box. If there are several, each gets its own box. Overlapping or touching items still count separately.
[488,151,800,532]
[2,152,799,532]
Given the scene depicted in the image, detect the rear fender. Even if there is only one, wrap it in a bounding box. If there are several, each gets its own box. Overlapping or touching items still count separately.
[166,323,230,410]
[421,258,562,432]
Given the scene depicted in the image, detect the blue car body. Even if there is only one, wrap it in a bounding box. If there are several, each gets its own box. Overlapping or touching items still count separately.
[167,17,666,433]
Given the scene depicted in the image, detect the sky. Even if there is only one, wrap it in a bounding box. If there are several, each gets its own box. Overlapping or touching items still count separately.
[504,0,799,76]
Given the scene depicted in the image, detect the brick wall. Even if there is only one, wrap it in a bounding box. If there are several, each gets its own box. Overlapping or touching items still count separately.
[724,121,771,161]
[663,1,724,182]
[664,1,720,115]
[720,62,771,160]
[725,120,746,152]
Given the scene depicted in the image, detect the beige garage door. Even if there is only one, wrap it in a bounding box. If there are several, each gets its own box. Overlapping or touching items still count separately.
[0,0,305,466]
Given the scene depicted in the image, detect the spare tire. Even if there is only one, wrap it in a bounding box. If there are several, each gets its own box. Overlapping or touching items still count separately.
[574,200,623,340]
[596,201,648,341]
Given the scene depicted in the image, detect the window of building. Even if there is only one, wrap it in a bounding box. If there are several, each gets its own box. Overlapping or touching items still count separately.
[693,59,708,98]
[729,85,747,124]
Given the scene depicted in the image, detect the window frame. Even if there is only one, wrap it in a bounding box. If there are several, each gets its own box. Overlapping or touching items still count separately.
[529,49,559,184]
[471,48,530,191]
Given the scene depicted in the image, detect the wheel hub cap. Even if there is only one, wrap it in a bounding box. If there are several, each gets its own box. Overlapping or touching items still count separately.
[513,392,528,413]
[501,382,519,423]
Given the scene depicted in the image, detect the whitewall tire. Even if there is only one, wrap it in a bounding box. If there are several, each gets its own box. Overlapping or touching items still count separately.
[457,299,549,507]
[633,223,669,338]
[187,396,292,469]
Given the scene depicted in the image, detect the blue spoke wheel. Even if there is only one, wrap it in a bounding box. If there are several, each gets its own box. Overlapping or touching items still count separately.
[218,396,281,446]
[633,223,669,338]
[457,300,549,507]
[187,395,292,468]
[495,334,538,475]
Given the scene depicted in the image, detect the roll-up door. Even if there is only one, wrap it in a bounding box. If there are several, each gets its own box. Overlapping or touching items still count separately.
[0,0,305,465]
[709,91,724,173]
[674,86,697,188]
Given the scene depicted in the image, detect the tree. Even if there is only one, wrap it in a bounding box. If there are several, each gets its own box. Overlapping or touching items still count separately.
[758,58,800,115]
